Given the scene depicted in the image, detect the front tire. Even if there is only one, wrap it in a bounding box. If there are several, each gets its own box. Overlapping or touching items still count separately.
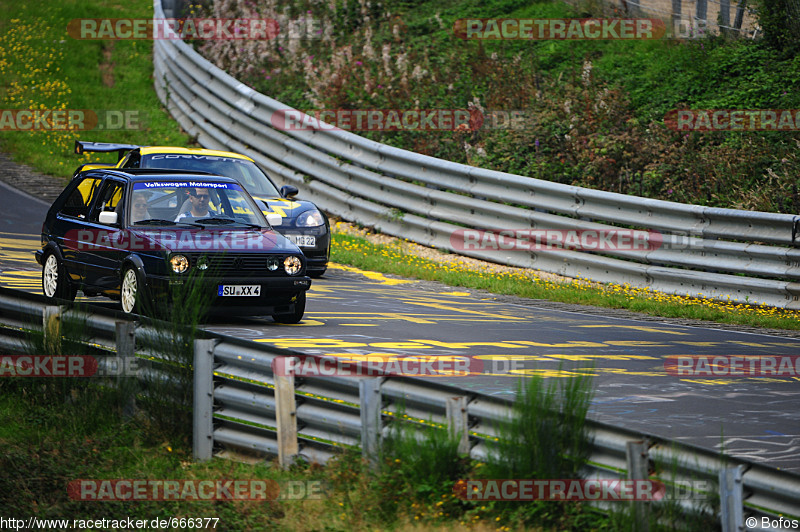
[42,252,77,301]
[273,292,306,324]
[120,266,143,314]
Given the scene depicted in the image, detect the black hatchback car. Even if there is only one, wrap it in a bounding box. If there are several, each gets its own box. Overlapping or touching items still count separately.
[35,169,311,322]
[73,142,330,277]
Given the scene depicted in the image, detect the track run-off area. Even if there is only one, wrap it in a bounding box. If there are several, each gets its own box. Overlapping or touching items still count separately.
[2,181,798,473]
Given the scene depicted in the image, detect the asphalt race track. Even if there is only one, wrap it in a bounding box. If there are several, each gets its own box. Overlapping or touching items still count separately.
[3,182,799,473]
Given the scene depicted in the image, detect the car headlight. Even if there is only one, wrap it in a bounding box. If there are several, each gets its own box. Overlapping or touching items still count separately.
[170,254,189,273]
[296,209,324,227]
[284,255,302,275]
[267,257,280,271]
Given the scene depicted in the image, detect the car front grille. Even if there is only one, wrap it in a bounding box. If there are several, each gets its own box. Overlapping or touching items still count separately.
[184,253,295,276]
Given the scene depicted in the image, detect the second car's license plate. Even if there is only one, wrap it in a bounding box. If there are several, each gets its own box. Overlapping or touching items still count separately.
[218,285,261,297]
[288,235,316,247]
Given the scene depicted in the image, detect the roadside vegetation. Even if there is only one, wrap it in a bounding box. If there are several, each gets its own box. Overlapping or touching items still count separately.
[194,0,800,214]
[0,0,191,176]
[4,311,709,530]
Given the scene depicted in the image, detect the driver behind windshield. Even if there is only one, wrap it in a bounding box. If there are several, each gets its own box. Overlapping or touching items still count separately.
[175,188,215,222]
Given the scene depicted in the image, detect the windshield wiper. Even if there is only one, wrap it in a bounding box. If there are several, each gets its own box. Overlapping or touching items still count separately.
[133,219,177,225]
[194,217,236,224]
[133,219,204,228]
[195,217,263,229]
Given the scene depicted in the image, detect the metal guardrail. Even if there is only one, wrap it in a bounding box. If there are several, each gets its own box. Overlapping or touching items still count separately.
[152,0,800,309]
[1,287,798,529]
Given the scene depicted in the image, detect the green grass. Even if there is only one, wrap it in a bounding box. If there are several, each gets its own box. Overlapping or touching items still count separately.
[0,0,191,177]
[0,366,607,531]
[3,351,695,531]
[330,230,800,331]
[0,390,332,528]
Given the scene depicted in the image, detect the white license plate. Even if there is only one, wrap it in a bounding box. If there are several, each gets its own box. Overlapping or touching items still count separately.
[218,285,261,297]
[288,235,316,247]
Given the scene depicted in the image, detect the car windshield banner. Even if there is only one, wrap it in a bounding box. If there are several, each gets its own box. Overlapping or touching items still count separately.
[132,181,245,192]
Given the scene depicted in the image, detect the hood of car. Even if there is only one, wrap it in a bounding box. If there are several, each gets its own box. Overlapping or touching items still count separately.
[253,197,319,228]
[128,227,301,255]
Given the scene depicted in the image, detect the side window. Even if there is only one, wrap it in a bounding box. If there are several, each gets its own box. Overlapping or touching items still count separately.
[89,180,125,223]
[60,176,102,218]
[121,151,140,169]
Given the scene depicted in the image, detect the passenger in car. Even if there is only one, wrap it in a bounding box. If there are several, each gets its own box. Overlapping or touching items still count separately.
[130,191,152,223]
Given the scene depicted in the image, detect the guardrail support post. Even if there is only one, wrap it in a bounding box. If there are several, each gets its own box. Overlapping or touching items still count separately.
[43,306,62,355]
[446,396,470,455]
[360,378,382,469]
[626,441,650,532]
[193,339,216,462]
[115,321,136,418]
[275,357,299,469]
[719,466,744,532]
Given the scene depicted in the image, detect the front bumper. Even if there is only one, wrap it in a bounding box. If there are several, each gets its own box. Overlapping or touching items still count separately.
[282,227,330,273]
[146,274,311,315]
[304,253,328,273]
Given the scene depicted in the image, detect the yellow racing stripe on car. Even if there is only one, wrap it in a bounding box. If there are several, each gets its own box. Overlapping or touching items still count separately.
[256,198,302,218]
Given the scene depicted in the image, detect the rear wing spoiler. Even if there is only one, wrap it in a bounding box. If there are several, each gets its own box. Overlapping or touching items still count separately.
[74,141,140,162]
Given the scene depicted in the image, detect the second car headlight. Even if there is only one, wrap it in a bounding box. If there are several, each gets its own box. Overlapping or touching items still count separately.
[170,254,189,273]
[296,209,324,227]
[284,256,302,275]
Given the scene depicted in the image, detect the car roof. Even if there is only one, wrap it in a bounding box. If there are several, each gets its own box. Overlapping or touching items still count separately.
[139,146,255,161]
[92,168,240,183]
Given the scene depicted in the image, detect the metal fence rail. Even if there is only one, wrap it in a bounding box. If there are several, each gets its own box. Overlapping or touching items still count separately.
[1,287,798,529]
[153,0,800,308]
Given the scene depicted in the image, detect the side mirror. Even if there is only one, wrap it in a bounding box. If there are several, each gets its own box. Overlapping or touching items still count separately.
[280,185,299,199]
[266,213,282,227]
[98,211,118,225]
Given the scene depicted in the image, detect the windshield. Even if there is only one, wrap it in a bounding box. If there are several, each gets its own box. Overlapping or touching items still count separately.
[129,180,269,228]
[141,154,281,197]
